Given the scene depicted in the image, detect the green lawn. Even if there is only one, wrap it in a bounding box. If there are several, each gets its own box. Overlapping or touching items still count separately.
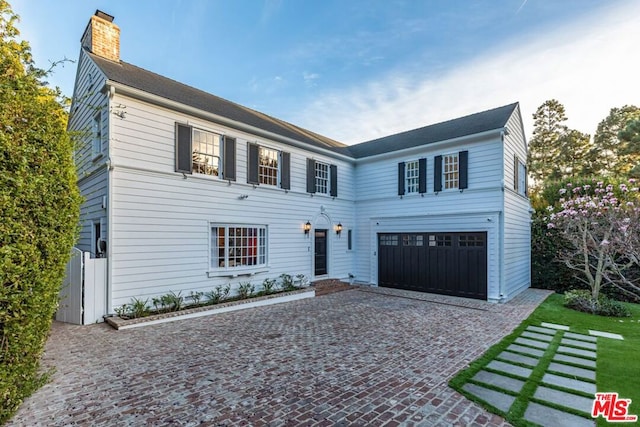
[449,293,640,426]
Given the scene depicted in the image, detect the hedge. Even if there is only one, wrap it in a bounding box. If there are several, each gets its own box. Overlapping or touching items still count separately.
[0,2,81,422]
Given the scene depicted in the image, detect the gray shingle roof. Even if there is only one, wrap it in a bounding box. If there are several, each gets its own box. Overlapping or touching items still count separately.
[348,103,518,158]
[88,51,517,160]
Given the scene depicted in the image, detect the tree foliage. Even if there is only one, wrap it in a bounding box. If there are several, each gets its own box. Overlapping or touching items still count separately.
[546,180,640,301]
[0,0,81,422]
[527,99,592,188]
[590,105,640,177]
[619,118,640,177]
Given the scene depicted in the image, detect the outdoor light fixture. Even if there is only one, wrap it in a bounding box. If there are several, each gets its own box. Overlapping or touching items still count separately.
[304,221,312,235]
[335,222,343,236]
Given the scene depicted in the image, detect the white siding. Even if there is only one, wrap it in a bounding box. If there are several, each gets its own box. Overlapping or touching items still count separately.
[108,95,355,307]
[502,106,531,299]
[353,136,505,300]
[69,52,109,255]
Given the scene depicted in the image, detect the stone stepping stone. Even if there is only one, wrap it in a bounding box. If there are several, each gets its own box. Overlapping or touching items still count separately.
[534,386,595,414]
[507,344,544,357]
[565,332,597,343]
[589,330,624,340]
[542,373,596,394]
[462,383,515,413]
[515,337,549,349]
[521,331,554,342]
[561,338,597,350]
[524,402,595,427]
[487,360,533,379]
[472,370,525,393]
[541,322,570,331]
[553,354,596,369]
[557,346,596,359]
[527,325,557,335]
[548,362,595,381]
[498,350,540,367]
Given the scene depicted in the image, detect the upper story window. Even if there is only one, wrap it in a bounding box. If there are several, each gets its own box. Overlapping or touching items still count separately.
[192,129,221,176]
[258,146,279,186]
[443,153,459,190]
[92,112,102,158]
[306,158,337,197]
[210,224,267,270]
[434,151,468,192]
[175,123,236,180]
[514,155,527,196]
[405,160,420,194]
[248,143,290,189]
[315,161,330,194]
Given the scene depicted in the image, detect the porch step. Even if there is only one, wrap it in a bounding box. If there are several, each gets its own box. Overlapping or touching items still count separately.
[312,280,353,296]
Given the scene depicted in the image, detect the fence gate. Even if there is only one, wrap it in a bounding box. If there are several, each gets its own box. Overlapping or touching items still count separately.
[56,247,83,324]
[56,248,107,325]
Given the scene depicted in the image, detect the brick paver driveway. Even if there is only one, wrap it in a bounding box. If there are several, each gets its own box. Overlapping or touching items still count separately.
[9,287,550,426]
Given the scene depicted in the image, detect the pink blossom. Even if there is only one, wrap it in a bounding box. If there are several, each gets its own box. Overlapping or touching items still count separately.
[601,239,610,246]
[547,223,556,229]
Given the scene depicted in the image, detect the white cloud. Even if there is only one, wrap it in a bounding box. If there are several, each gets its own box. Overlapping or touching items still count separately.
[303,71,320,86]
[292,0,640,145]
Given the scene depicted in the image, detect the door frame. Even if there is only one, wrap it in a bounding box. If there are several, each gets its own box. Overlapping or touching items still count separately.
[311,213,332,279]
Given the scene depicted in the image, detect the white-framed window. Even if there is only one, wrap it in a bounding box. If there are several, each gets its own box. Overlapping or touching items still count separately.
[92,112,102,158]
[315,161,330,194]
[192,128,222,176]
[405,160,419,194]
[518,160,527,196]
[258,146,279,186]
[210,224,267,269]
[443,153,459,190]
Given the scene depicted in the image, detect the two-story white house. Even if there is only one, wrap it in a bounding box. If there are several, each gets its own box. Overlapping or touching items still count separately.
[70,11,531,319]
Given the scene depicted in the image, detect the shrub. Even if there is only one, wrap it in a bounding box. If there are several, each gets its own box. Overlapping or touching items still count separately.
[531,211,575,292]
[0,2,81,422]
[205,284,230,304]
[280,273,295,291]
[564,289,631,317]
[262,278,276,295]
[237,282,255,299]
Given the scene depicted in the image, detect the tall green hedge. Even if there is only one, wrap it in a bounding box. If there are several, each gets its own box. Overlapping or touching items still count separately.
[0,1,81,422]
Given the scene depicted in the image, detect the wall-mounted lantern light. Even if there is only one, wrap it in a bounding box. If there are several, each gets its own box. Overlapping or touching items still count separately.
[304,221,312,235]
[335,222,343,236]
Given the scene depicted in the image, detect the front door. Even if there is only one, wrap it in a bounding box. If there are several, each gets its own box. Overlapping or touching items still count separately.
[314,229,328,276]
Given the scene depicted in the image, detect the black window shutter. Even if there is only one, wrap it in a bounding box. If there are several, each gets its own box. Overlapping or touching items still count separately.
[418,158,427,194]
[434,155,442,192]
[281,151,291,190]
[223,136,236,181]
[330,164,338,197]
[306,158,316,193]
[524,165,528,196]
[247,143,259,184]
[398,162,405,196]
[459,151,468,190]
[513,154,519,192]
[175,123,192,173]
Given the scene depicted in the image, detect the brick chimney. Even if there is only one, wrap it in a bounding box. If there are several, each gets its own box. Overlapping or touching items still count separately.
[81,10,120,62]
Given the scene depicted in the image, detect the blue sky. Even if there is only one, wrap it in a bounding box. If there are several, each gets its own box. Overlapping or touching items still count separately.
[11,0,640,144]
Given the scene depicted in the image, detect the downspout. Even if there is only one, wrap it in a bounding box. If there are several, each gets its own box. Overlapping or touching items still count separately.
[498,129,506,302]
[106,84,115,315]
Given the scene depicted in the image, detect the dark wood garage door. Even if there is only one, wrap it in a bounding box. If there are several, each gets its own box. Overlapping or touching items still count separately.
[378,232,487,300]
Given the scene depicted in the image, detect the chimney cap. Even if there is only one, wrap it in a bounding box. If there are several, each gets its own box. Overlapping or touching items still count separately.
[94,10,115,23]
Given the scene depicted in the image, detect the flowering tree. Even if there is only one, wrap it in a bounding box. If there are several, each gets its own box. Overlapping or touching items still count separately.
[547,179,640,300]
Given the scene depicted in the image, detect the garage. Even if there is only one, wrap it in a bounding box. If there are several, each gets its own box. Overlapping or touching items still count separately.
[378,232,487,300]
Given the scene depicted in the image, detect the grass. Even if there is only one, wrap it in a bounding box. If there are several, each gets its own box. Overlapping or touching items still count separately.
[449,292,640,427]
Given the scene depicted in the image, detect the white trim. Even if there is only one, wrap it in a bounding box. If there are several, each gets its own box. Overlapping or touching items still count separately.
[208,223,268,273]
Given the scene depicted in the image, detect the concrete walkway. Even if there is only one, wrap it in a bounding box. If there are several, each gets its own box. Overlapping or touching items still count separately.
[7,287,550,426]
[462,322,614,427]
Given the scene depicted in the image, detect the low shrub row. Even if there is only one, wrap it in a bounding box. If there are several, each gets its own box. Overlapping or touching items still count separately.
[115,274,309,320]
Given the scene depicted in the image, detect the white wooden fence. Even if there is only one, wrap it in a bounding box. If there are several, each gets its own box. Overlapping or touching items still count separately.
[56,248,107,325]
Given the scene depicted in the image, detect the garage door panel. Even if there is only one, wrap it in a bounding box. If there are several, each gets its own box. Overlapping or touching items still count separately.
[378,232,487,300]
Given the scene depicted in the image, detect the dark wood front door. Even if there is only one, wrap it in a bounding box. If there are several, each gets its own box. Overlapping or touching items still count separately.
[314,229,327,276]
